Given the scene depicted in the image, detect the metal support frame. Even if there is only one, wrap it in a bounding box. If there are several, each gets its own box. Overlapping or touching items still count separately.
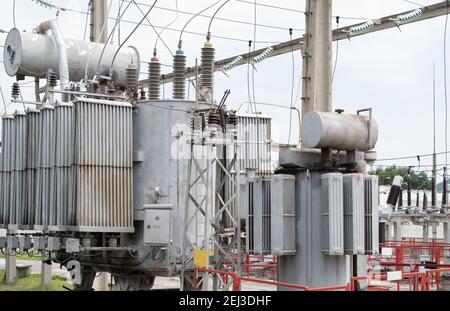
[181,124,241,291]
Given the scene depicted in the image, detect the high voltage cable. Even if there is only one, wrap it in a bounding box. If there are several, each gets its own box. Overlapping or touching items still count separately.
[444,2,449,168]
[121,0,304,32]
[376,151,450,162]
[111,0,159,68]
[234,0,372,20]
[401,0,426,7]
[61,6,283,44]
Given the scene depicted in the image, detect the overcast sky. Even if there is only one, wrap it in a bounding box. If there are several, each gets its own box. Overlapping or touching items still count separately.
[0,0,449,180]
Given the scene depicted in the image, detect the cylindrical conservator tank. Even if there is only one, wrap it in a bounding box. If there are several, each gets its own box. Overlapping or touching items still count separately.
[133,100,209,254]
[3,28,140,88]
[301,111,379,151]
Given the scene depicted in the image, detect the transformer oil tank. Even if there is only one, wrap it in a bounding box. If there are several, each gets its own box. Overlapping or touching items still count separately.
[3,28,139,88]
[133,100,209,251]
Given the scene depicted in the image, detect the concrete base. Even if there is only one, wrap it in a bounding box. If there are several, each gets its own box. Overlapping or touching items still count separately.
[93,272,109,291]
[278,149,349,289]
[41,261,52,286]
[4,252,17,284]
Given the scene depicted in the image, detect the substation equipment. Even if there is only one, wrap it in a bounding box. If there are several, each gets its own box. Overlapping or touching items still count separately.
[0,18,381,290]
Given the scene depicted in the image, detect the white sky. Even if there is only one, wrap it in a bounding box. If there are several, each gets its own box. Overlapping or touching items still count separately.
[0,0,449,181]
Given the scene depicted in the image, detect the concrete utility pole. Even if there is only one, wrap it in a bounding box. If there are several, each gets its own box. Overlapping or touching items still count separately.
[301,0,332,116]
[4,231,17,285]
[302,0,333,162]
[90,0,108,43]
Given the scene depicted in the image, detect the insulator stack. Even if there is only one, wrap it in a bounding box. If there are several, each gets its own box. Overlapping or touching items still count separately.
[191,115,202,131]
[442,171,448,207]
[208,111,220,126]
[387,176,403,207]
[148,57,161,100]
[140,89,147,100]
[226,111,238,128]
[89,81,100,93]
[48,71,58,88]
[11,83,20,99]
[126,62,139,93]
[200,41,215,102]
[407,181,412,206]
[173,50,187,100]
[398,190,403,208]
[349,21,374,37]
[397,9,422,25]
[106,86,116,95]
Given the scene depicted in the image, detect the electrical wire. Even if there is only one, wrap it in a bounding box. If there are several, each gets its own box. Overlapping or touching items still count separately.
[246,40,253,113]
[110,0,153,68]
[124,0,303,32]
[376,151,450,162]
[444,2,449,170]
[96,0,131,74]
[0,85,7,113]
[154,0,178,51]
[48,5,283,44]
[233,0,372,21]
[332,16,340,83]
[178,0,221,45]
[83,0,114,81]
[131,0,205,102]
[251,0,257,113]
[207,0,232,38]
[83,0,91,41]
[12,0,16,28]
[109,0,124,44]
[401,0,425,7]
[287,28,295,145]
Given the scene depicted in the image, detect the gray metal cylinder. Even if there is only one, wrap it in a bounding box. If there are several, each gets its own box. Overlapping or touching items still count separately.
[301,111,379,151]
[3,28,139,88]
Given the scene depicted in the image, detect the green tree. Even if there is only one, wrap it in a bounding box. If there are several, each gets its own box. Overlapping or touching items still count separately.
[368,166,431,190]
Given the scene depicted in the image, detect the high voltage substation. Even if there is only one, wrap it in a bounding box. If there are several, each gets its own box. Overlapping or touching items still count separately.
[0,0,450,291]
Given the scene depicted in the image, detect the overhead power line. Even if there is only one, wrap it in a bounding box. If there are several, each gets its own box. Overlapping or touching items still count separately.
[122,0,303,32]
[138,1,450,86]
[401,0,426,7]
[233,0,372,20]
[61,6,283,44]
[376,151,450,162]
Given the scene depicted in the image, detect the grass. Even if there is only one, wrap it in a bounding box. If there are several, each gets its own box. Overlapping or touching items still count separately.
[0,271,72,291]
[0,253,42,261]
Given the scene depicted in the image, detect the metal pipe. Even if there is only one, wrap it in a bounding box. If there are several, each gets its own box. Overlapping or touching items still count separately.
[11,99,43,106]
[407,181,412,206]
[80,247,134,252]
[48,89,126,100]
[443,168,448,208]
[38,20,69,101]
